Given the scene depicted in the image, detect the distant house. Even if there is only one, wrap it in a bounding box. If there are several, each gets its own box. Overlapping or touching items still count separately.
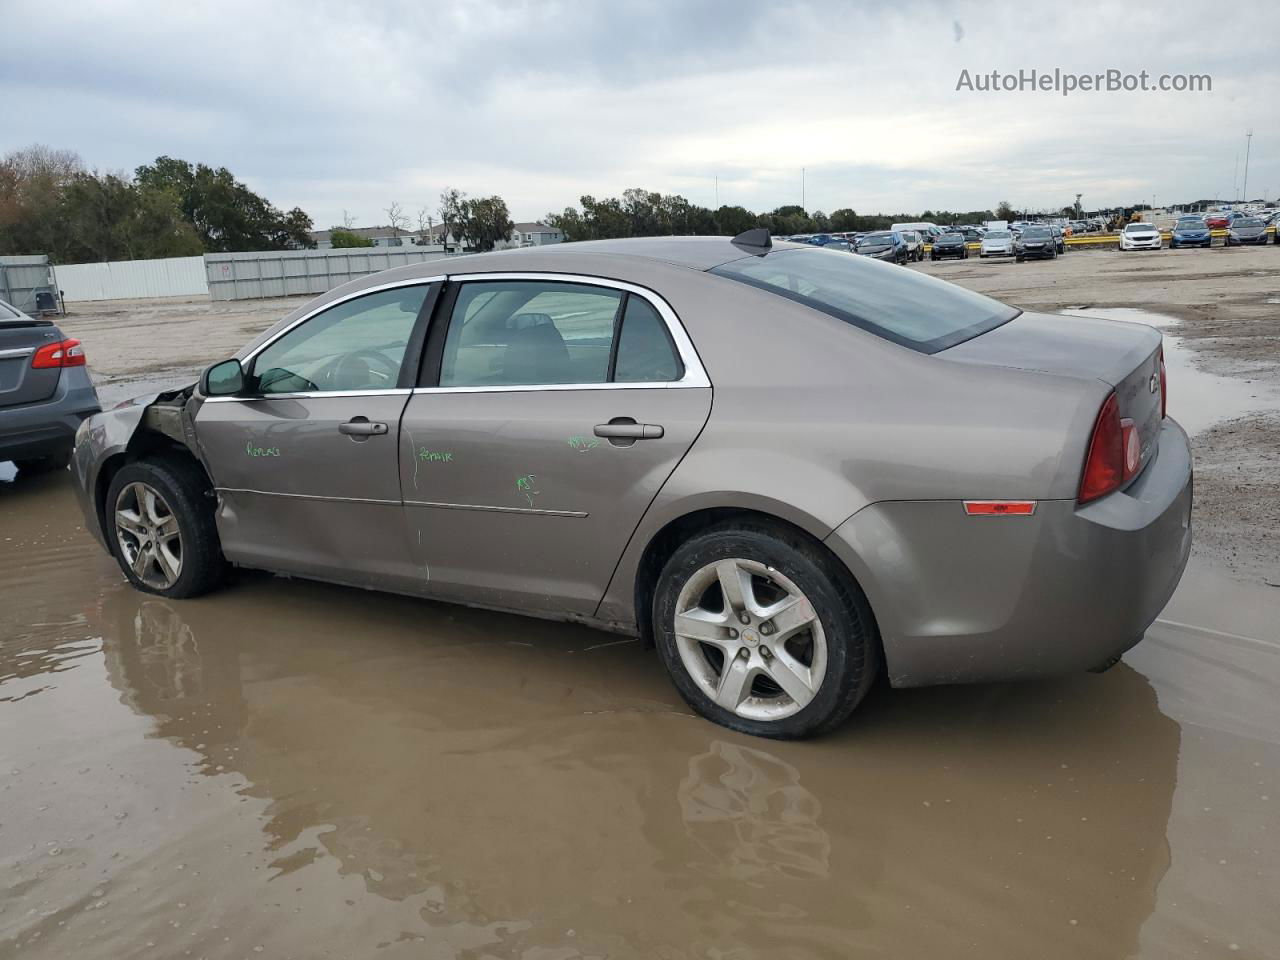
[310,225,426,249]
[508,222,563,247]
[416,221,563,251]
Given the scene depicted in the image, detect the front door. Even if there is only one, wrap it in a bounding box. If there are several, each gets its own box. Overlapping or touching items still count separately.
[399,277,712,616]
[195,282,437,590]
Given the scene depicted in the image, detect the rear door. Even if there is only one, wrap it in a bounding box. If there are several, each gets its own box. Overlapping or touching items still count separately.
[0,303,61,408]
[194,280,439,589]
[399,275,712,615]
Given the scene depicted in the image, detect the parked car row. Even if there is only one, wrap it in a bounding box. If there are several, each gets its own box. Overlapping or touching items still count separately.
[1126,214,1276,251]
[785,210,1277,264]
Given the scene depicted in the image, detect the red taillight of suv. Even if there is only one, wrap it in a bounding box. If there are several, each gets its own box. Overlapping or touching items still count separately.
[31,338,86,368]
[1079,392,1141,504]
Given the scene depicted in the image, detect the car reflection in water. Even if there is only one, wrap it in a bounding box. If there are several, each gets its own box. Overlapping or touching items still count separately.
[87,569,1182,959]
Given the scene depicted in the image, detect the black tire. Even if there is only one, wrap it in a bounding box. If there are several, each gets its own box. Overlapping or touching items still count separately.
[14,448,72,473]
[652,519,879,739]
[105,456,225,599]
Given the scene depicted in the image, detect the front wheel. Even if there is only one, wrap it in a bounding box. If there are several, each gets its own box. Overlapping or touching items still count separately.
[653,521,879,739]
[105,457,226,598]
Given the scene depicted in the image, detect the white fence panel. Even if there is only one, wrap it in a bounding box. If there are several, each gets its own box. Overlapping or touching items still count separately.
[205,248,452,301]
[55,256,209,302]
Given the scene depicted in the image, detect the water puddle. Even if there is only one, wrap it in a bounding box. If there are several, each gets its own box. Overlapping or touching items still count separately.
[1059,307,1280,433]
[4,447,1280,958]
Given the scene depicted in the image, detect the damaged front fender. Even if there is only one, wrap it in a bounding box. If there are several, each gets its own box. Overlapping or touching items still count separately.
[71,385,204,553]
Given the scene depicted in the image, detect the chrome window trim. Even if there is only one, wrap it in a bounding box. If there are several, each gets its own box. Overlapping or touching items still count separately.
[428,271,711,392]
[210,270,710,403]
[203,387,413,403]
[239,275,446,368]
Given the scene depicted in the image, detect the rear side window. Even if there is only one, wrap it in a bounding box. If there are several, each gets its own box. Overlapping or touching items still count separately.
[438,280,683,387]
[711,248,1019,353]
[614,296,682,382]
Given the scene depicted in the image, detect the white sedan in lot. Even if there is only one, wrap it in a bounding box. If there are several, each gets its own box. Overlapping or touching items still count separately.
[1119,222,1162,251]
[979,230,1015,258]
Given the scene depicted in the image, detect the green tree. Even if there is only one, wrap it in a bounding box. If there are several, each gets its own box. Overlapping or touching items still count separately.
[136,156,314,251]
[61,173,201,261]
[460,195,514,252]
[328,228,373,248]
[828,208,859,231]
[437,188,467,249]
[0,145,84,258]
[714,205,757,235]
[995,200,1015,222]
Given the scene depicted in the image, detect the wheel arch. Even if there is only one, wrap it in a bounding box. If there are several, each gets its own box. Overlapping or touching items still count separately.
[627,504,882,665]
[95,431,213,553]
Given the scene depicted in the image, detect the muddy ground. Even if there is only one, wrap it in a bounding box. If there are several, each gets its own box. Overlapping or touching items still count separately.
[2,247,1278,958]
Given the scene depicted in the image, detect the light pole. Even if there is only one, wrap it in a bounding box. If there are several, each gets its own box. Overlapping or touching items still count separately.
[1242,129,1253,203]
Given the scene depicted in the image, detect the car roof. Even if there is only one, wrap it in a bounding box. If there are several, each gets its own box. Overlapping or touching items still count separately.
[429,236,815,273]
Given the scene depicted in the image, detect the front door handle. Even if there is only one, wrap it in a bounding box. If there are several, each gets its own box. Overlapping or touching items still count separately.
[594,419,664,440]
[339,418,389,438]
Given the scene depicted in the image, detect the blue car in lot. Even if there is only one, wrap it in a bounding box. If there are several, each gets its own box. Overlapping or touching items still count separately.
[1170,217,1212,249]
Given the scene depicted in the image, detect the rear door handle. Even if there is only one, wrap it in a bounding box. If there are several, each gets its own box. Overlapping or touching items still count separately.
[339,418,388,437]
[594,421,664,440]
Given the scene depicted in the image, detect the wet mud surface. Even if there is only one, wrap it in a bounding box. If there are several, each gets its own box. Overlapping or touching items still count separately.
[2,472,1279,959]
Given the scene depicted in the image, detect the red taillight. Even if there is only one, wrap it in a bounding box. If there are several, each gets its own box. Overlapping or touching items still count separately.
[31,338,85,369]
[1158,345,1167,419]
[1079,392,1123,503]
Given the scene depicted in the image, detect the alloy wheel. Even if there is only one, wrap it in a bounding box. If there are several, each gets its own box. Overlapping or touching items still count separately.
[673,558,827,721]
[114,482,182,589]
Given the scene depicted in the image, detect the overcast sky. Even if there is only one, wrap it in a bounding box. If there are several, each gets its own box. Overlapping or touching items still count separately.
[3,1,1277,227]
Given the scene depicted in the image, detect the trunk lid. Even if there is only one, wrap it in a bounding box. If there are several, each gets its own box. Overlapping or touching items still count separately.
[0,315,62,408]
[942,310,1164,478]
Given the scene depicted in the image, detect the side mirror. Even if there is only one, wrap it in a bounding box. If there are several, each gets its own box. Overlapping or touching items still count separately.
[202,358,245,396]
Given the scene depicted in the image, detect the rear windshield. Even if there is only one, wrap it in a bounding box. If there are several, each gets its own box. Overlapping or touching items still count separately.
[710,248,1020,354]
[0,301,18,320]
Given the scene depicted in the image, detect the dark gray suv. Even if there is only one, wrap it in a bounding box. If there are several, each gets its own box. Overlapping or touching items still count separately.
[0,298,101,473]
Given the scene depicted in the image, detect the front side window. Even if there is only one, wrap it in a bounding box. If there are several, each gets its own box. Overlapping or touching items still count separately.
[711,247,1019,353]
[251,285,430,394]
[438,280,681,387]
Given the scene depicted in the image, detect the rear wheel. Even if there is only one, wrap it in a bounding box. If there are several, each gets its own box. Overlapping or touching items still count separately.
[653,521,878,739]
[106,457,225,598]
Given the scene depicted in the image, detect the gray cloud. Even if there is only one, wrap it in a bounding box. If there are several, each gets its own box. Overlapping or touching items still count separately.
[1,0,1276,227]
